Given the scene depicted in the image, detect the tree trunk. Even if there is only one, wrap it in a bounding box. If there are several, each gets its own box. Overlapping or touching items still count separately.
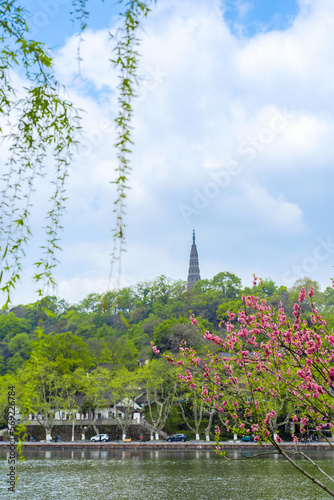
[45,426,52,442]
[71,419,75,441]
[92,414,99,435]
[205,410,214,442]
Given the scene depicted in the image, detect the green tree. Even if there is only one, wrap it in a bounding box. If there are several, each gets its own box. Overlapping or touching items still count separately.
[106,368,141,440]
[177,387,209,441]
[211,272,242,297]
[83,367,111,435]
[77,293,103,314]
[8,332,32,358]
[216,299,244,323]
[15,355,82,440]
[88,326,138,370]
[290,277,324,309]
[324,286,334,307]
[35,331,92,373]
[6,352,25,373]
[140,359,178,439]
[153,317,205,354]
[0,312,31,342]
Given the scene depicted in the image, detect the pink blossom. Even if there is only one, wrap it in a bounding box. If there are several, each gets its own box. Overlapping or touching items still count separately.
[228,311,235,321]
[308,287,314,298]
[204,331,214,341]
[190,315,198,326]
[298,287,306,303]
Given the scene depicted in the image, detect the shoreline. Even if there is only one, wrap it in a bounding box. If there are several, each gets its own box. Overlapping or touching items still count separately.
[0,441,332,451]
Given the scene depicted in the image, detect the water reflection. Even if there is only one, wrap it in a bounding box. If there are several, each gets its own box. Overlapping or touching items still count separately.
[1,449,334,500]
[1,448,333,462]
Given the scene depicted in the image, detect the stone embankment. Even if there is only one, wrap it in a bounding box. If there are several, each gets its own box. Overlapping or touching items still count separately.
[0,441,332,451]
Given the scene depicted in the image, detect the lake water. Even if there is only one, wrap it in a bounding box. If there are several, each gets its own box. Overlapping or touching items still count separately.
[1,448,334,500]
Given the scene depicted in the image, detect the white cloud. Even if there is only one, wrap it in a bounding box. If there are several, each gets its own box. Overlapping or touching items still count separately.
[5,0,334,306]
[54,29,117,91]
[243,183,304,231]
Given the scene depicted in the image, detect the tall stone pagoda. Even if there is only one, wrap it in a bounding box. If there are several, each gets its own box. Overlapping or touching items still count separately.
[187,229,201,291]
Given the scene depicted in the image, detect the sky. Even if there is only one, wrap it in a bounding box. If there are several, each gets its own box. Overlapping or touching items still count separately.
[3,0,334,305]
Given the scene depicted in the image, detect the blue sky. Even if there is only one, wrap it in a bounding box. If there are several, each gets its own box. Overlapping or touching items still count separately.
[4,0,334,305]
[224,0,300,36]
[23,1,301,44]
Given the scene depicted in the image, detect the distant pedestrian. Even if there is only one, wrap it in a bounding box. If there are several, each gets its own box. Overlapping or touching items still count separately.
[116,434,119,444]
[139,434,143,442]
[27,433,30,442]
[57,436,60,442]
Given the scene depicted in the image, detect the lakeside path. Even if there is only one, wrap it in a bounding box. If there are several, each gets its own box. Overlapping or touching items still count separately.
[1,441,333,452]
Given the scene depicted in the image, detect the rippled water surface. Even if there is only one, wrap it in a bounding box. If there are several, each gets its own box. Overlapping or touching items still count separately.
[1,448,334,500]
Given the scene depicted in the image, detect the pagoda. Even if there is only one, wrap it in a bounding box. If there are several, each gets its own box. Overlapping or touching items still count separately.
[187,229,201,290]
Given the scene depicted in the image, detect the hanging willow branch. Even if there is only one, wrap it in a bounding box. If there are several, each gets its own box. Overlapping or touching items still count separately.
[0,1,80,309]
[0,0,157,309]
[109,0,156,277]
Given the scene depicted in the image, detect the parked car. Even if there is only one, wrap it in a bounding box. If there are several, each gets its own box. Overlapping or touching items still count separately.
[240,435,254,442]
[166,434,188,442]
[90,434,110,442]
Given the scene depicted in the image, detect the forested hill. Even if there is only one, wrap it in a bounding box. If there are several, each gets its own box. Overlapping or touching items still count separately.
[1,273,334,375]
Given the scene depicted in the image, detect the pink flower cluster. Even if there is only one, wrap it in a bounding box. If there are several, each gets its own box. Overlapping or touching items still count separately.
[150,341,160,354]
[152,285,334,454]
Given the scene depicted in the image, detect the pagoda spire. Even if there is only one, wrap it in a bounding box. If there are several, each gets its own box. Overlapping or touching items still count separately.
[187,229,201,291]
